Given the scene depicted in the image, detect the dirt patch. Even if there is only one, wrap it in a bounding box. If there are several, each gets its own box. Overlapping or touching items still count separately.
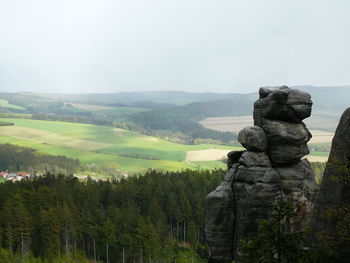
[200,115,338,134]
[303,155,328,163]
[200,116,254,133]
[138,136,158,142]
[186,149,230,161]
[114,128,124,136]
[200,117,334,144]
[0,126,50,139]
[72,103,113,111]
[187,148,328,163]
[309,130,334,144]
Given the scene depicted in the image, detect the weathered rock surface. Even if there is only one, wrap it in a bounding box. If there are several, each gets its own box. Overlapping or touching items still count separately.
[205,86,317,263]
[312,108,350,260]
[205,165,238,263]
[233,166,282,260]
[238,151,271,168]
[268,143,310,164]
[238,126,267,152]
[260,119,311,145]
[275,160,317,231]
[254,87,312,164]
[226,151,245,170]
[254,86,312,125]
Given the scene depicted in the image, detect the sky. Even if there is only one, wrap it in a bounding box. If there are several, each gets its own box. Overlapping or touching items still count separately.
[0,0,350,94]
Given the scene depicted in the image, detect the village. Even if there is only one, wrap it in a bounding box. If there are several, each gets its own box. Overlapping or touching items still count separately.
[0,171,114,182]
[0,171,37,182]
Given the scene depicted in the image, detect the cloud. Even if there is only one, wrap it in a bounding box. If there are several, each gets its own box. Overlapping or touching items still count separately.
[0,0,349,93]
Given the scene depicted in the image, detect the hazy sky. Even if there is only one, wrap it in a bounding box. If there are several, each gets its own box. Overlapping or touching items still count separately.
[0,0,349,93]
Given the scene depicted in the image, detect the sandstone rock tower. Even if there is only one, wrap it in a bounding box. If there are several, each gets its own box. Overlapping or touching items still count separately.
[205,86,317,263]
[312,108,350,261]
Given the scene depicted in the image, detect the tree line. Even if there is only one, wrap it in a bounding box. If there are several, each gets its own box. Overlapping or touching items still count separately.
[2,92,241,145]
[131,100,243,144]
[0,144,80,175]
[0,169,224,262]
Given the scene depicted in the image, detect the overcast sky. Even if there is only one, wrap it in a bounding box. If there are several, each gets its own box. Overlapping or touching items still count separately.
[0,0,349,94]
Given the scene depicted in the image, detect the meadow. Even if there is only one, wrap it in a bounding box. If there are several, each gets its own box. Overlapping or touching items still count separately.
[0,114,329,176]
[200,115,333,162]
[0,99,25,110]
[0,118,238,174]
[72,103,148,120]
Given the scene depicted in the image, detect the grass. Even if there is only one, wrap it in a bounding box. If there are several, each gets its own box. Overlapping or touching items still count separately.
[97,107,148,115]
[72,103,148,114]
[188,161,227,170]
[71,103,114,111]
[0,99,25,110]
[0,118,327,175]
[72,104,148,121]
[0,118,234,173]
[0,126,112,151]
[175,247,205,263]
[94,107,148,121]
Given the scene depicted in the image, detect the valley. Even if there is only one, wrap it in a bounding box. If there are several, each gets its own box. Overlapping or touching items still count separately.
[0,87,343,176]
[0,118,237,175]
[200,114,335,163]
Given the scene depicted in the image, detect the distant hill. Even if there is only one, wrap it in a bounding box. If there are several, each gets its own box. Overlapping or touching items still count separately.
[0,86,345,164]
[2,85,348,113]
[4,90,256,109]
[0,85,348,134]
[131,85,350,134]
[0,118,234,173]
[296,85,350,113]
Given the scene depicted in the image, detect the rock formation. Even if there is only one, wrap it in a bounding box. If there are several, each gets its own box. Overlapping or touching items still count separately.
[205,86,317,263]
[254,86,312,165]
[232,136,282,261]
[205,154,241,263]
[254,86,317,231]
[312,108,350,261]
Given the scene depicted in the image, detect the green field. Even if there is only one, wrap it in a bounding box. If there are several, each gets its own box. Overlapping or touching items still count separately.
[0,99,25,110]
[0,118,238,173]
[93,107,149,122]
[96,106,148,115]
[0,118,329,175]
[72,103,148,120]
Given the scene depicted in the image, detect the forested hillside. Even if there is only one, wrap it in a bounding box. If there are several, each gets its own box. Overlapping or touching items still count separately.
[0,144,80,175]
[1,91,256,108]
[0,87,347,145]
[131,98,254,143]
[0,170,224,263]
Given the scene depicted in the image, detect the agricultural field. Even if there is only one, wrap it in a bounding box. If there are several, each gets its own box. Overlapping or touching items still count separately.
[199,115,338,135]
[95,107,148,119]
[0,115,330,176]
[199,115,253,133]
[200,115,333,163]
[0,118,237,174]
[0,99,25,110]
[71,103,115,111]
[186,149,231,161]
[72,103,148,119]
[308,130,334,144]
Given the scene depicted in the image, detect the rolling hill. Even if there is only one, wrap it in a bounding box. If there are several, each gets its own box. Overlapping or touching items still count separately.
[0,118,241,175]
[0,86,347,169]
[0,117,329,177]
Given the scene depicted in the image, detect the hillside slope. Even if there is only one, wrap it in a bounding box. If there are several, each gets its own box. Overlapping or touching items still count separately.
[0,118,240,174]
